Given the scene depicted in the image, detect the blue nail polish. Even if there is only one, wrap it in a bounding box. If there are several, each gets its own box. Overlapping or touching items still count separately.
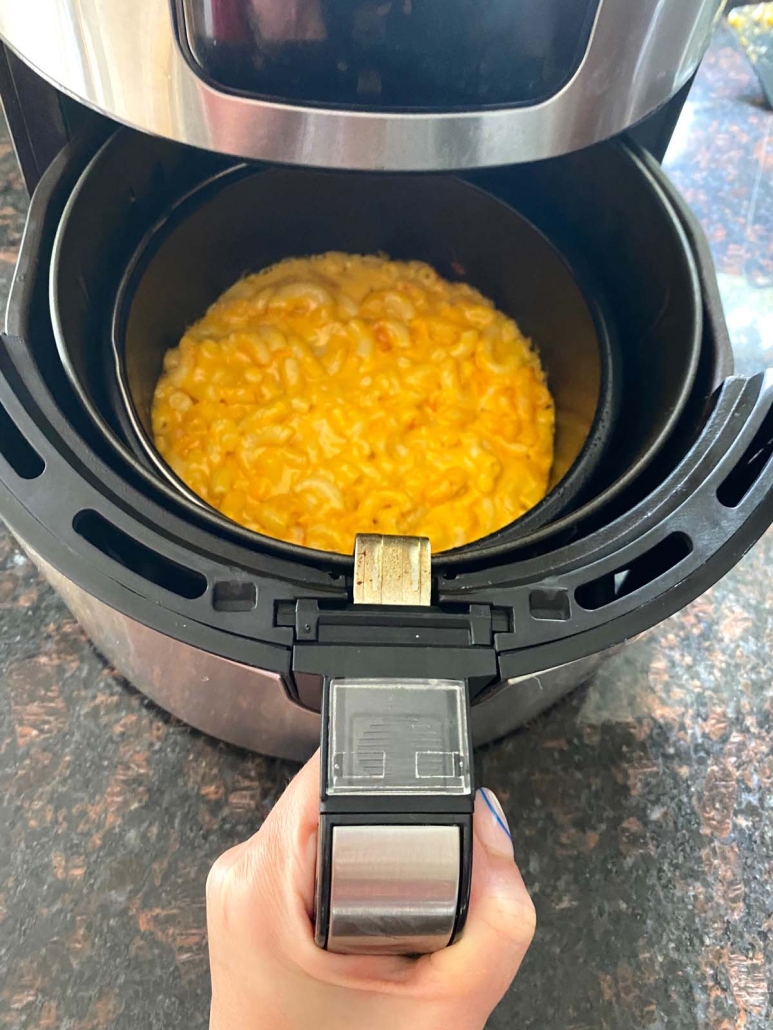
[481,788,512,840]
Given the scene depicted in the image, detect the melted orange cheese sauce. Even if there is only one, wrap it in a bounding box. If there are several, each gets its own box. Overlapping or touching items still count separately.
[152,253,555,553]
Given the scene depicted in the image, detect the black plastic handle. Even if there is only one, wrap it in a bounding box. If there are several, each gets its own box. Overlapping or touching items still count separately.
[486,370,773,684]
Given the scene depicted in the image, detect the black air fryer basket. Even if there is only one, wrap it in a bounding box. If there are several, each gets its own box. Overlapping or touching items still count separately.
[0,125,772,741]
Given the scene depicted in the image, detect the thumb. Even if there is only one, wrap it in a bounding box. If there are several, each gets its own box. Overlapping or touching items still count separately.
[422,788,536,1009]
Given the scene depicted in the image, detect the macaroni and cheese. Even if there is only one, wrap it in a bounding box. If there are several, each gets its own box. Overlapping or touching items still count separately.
[151,253,555,553]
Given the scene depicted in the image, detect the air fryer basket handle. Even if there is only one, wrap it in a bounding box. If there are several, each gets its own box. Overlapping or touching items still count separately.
[313,536,474,955]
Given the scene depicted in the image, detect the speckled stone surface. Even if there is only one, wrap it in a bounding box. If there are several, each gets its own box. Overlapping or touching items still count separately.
[1,23,772,1030]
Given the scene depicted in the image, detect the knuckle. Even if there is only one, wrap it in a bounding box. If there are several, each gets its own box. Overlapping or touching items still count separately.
[491,892,537,947]
[206,848,240,905]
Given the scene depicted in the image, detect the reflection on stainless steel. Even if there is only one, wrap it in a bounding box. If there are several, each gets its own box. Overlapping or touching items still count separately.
[0,0,724,170]
[469,650,622,746]
[27,547,321,761]
[327,824,460,954]
[249,0,326,43]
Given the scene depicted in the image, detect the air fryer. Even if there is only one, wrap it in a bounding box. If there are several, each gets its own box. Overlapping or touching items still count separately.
[0,0,770,956]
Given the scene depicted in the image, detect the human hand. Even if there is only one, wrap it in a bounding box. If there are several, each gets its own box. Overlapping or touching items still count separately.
[207,752,535,1030]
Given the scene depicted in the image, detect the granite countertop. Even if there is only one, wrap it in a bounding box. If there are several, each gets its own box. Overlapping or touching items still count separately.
[1,24,772,1030]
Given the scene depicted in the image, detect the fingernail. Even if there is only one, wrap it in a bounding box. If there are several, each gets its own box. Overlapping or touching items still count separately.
[475,788,514,860]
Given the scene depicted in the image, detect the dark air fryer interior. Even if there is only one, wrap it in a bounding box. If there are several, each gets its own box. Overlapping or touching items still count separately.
[473,145,705,496]
[49,129,702,564]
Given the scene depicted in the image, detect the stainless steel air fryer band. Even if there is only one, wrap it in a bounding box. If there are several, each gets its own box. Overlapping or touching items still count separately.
[0,0,724,170]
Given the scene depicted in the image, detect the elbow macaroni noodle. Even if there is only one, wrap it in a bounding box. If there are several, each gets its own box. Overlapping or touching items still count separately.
[152,253,555,553]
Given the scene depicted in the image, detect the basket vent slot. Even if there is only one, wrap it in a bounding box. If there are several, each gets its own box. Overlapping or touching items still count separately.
[73,509,207,600]
[717,403,773,508]
[529,588,570,621]
[575,533,692,612]
[0,399,44,479]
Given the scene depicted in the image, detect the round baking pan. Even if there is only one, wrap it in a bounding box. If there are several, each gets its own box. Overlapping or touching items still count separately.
[113,167,614,541]
[49,129,701,565]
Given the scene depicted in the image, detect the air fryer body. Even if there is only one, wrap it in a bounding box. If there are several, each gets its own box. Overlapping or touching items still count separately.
[1,0,773,764]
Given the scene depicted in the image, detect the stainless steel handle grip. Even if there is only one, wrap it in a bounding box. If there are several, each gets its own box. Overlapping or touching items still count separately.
[325,824,463,955]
